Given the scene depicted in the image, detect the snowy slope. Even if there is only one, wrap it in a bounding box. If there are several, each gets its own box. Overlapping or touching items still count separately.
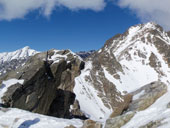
[0,107,83,128]
[74,61,112,121]
[103,22,170,92]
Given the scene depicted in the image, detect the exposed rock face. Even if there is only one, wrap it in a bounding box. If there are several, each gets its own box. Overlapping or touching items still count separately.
[105,81,167,128]
[65,125,76,128]
[109,94,132,118]
[0,58,27,77]
[70,100,86,119]
[88,46,124,109]
[167,102,170,108]
[139,119,164,128]
[0,49,85,119]
[128,81,167,111]
[82,119,102,128]
[105,112,135,128]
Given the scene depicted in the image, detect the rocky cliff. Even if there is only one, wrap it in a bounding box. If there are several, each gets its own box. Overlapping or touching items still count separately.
[0,49,85,119]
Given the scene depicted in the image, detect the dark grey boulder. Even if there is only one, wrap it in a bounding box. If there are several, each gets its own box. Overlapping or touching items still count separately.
[0,49,85,119]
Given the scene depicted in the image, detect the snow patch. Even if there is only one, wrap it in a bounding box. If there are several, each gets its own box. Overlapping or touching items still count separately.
[133,90,145,100]
[0,79,24,103]
[0,108,83,128]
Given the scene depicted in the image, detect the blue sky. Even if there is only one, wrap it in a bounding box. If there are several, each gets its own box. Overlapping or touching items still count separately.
[0,1,142,52]
[0,0,165,52]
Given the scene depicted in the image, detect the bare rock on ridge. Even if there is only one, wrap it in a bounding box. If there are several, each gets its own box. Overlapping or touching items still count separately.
[105,81,167,128]
[128,81,167,111]
[0,49,85,119]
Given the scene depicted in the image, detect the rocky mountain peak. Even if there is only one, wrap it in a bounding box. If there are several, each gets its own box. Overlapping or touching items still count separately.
[128,22,162,33]
[74,22,170,122]
[0,46,38,64]
[0,46,39,77]
[0,49,85,119]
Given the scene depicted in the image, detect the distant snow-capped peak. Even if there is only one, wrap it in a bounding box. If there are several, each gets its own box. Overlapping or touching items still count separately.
[0,46,39,64]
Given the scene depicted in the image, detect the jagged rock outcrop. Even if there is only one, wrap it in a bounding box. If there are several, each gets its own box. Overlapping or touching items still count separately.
[109,94,132,118]
[167,102,170,108]
[139,119,164,128]
[104,81,167,128]
[65,125,76,128]
[70,100,86,119]
[0,49,85,119]
[105,112,135,128]
[128,81,167,111]
[82,119,102,128]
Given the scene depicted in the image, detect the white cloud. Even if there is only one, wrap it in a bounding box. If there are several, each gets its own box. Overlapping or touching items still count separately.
[118,0,170,30]
[0,0,106,20]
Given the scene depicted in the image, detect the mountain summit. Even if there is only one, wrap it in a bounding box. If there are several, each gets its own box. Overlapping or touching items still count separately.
[0,46,38,76]
[0,46,38,64]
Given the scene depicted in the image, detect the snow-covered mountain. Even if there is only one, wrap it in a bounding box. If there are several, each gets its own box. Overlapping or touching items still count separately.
[0,46,38,76]
[0,46,37,63]
[74,22,170,126]
[1,22,170,128]
[101,22,170,92]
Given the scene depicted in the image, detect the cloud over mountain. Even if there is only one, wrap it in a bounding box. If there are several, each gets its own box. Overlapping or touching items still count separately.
[118,0,170,30]
[0,0,106,20]
[1,0,170,31]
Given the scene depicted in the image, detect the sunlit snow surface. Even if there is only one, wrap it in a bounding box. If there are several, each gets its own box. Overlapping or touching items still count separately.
[48,49,82,64]
[0,46,38,64]
[0,108,83,128]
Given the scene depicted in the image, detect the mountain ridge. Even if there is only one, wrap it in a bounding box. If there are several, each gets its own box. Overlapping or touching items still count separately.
[0,22,170,128]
